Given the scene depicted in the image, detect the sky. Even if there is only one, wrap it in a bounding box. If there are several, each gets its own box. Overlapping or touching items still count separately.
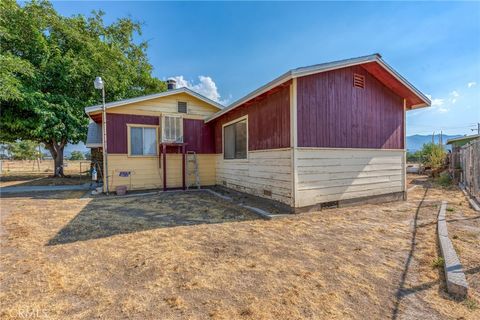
[51,1,480,136]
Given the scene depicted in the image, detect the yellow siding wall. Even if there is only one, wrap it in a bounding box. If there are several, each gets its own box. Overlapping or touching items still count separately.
[106,154,216,191]
[103,92,219,119]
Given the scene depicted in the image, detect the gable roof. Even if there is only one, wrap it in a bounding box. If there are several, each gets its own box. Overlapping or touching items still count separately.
[84,87,224,114]
[206,54,431,123]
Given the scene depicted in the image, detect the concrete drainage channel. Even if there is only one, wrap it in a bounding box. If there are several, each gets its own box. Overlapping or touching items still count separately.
[437,201,469,299]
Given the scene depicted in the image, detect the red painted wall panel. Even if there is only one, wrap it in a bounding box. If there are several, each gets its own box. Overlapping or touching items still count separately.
[212,84,291,153]
[297,65,404,149]
[106,114,159,154]
[183,118,215,153]
[106,114,215,154]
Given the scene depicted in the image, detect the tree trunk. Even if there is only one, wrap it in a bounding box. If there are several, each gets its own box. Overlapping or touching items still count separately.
[45,139,67,177]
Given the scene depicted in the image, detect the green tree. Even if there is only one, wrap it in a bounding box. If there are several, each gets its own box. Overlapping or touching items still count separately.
[69,150,85,160]
[419,143,446,169]
[5,140,41,160]
[0,0,166,176]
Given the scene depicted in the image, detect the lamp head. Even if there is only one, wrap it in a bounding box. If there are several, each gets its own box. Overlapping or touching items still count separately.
[94,77,104,90]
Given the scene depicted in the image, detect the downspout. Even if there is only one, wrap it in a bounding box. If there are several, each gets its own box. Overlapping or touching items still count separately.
[290,78,298,210]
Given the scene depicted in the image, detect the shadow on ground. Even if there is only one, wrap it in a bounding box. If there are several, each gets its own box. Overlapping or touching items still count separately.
[47,191,260,246]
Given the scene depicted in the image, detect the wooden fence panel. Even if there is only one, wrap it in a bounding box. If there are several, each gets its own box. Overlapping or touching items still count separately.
[460,138,480,202]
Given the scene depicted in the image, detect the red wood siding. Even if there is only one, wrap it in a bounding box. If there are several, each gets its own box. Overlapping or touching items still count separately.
[183,119,215,153]
[106,114,159,154]
[105,114,215,154]
[212,84,291,153]
[297,65,404,149]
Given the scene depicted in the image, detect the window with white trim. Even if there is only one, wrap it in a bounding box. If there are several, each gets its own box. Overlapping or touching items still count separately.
[130,126,157,156]
[162,115,183,143]
[223,119,247,159]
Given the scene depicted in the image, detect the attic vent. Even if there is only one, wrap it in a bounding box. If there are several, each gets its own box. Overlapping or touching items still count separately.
[178,101,187,113]
[353,74,365,89]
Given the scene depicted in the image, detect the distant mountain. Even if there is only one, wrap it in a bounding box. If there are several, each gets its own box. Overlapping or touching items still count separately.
[406,134,462,152]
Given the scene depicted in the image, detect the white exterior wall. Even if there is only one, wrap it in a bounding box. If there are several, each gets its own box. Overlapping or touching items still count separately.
[215,148,293,206]
[295,148,406,207]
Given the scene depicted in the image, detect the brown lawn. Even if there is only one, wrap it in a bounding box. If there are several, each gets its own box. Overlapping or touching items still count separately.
[0,174,90,187]
[0,176,478,319]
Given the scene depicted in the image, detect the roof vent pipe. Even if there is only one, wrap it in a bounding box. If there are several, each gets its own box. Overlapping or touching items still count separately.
[167,78,176,90]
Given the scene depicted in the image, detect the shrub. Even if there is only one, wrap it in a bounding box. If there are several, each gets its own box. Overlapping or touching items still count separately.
[437,172,452,187]
[420,143,446,169]
[431,257,445,269]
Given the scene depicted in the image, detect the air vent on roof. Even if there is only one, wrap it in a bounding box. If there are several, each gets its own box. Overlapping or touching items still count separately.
[353,73,365,89]
[178,101,187,113]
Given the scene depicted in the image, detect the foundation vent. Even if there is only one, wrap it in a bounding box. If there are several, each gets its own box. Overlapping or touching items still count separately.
[353,73,365,89]
[263,190,272,197]
[321,201,339,210]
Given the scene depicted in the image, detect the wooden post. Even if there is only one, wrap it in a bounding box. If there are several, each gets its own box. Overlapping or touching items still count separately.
[162,144,167,191]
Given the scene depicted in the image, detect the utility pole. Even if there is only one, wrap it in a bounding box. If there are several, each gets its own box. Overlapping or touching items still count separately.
[471,123,480,134]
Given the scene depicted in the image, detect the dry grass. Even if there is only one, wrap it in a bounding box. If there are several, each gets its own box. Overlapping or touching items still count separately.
[0,176,479,319]
[0,174,90,187]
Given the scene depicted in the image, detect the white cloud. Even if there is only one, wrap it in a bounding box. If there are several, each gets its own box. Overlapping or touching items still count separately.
[467,82,477,88]
[449,90,459,104]
[170,75,229,105]
[426,94,444,107]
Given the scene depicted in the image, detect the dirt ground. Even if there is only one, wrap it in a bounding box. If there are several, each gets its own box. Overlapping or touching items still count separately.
[0,174,90,187]
[0,175,478,319]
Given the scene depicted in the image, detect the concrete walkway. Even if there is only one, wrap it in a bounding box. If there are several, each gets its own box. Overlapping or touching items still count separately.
[0,183,90,194]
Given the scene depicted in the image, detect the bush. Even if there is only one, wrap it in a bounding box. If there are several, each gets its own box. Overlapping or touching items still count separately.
[69,151,85,160]
[437,172,452,187]
[414,143,446,169]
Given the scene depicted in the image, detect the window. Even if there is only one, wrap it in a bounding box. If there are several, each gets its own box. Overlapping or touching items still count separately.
[162,115,183,143]
[223,119,247,159]
[177,101,187,113]
[130,126,157,156]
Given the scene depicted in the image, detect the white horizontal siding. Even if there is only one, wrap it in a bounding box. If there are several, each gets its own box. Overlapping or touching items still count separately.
[215,149,293,205]
[295,148,405,207]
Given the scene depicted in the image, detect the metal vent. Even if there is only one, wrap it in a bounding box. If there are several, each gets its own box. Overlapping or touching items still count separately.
[263,189,272,197]
[321,201,339,209]
[178,101,187,113]
[353,74,365,89]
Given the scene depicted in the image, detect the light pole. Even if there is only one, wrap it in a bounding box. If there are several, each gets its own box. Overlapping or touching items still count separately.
[94,76,109,194]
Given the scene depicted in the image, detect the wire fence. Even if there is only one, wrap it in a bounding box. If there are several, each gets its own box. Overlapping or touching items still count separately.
[459,138,480,202]
[0,160,88,175]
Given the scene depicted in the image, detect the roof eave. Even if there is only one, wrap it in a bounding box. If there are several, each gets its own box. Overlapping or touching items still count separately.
[206,54,430,123]
[84,87,223,115]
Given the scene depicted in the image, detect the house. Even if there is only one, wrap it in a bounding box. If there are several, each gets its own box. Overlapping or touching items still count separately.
[85,54,431,211]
